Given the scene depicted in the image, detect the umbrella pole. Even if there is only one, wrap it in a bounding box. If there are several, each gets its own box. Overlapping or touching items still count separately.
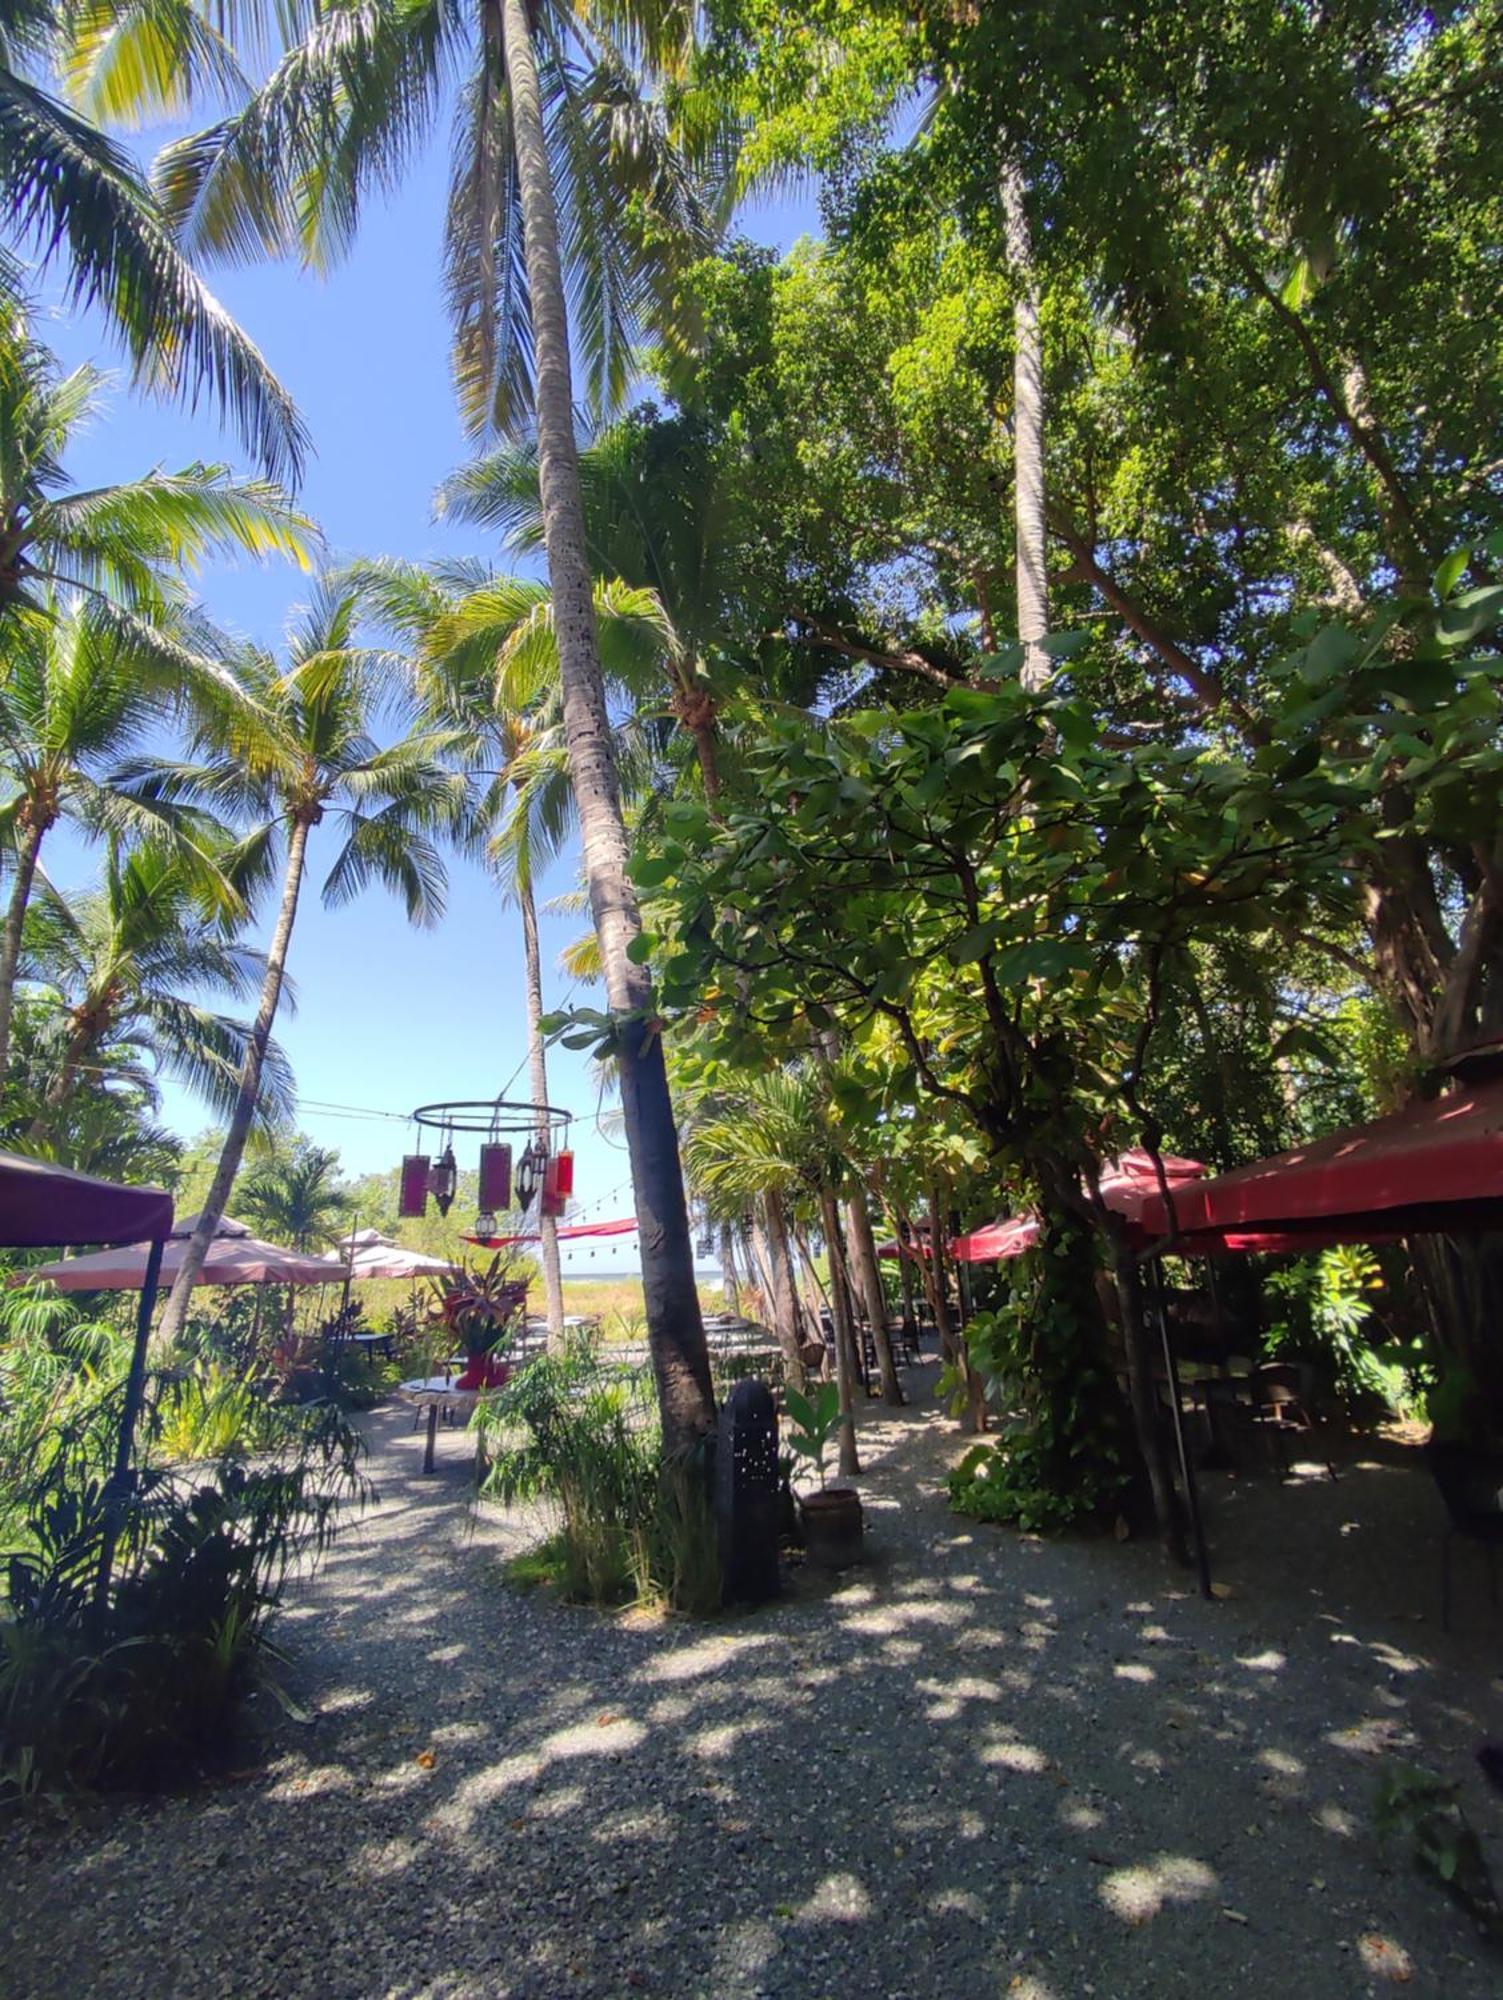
[1147,1258,1212,1599]
[97,1234,165,1606]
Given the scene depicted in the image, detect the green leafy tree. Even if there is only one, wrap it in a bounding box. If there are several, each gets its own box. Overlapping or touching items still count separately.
[0,593,247,1085]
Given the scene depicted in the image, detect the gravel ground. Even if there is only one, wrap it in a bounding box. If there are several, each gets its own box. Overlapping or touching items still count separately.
[5,1365,1503,2000]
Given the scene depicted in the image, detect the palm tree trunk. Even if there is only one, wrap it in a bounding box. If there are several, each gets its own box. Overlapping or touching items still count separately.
[718,1222,739,1313]
[500,0,713,1451]
[818,1187,861,1476]
[0,816,47,1087]
[156,816,310,1347]
[759,1190,805,1389]
[845,1188,903,1405]
[26,1013,95,1145]
[517,854,564,1349]
[999,162,1048,692]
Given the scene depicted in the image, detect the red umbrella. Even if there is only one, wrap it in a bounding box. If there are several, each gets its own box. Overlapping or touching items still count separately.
[26,1235,348,1291]
[950,1151,1207,1262]
[1137,1083,1503,1250]
[0,1149,172,1249]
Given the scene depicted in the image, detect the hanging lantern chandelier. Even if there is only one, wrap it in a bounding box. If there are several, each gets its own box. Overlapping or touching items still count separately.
[399,1098,574,1238]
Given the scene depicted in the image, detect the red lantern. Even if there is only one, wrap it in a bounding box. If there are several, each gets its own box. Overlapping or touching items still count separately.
[541,1150,573,1218]
[479,1143,513,1211]
[398,1155,430,1218]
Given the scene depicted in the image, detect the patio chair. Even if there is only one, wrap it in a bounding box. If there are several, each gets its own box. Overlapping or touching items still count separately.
[1248,1362,1337,1482]
[1427,1442,1503,1632]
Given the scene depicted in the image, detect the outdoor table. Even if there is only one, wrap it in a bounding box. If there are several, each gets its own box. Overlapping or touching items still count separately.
[349,1330,395,1361]
[396,1374,483,1474]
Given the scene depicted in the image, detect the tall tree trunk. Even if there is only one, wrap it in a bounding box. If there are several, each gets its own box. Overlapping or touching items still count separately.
[1111,1238,1186,1562]
[999,161,1048,692]
[517,852,564,1349]
[845,1188,903,1404]
[0,816,48,1088]
[27,1010,97,1143]
[500,0,713,1449]
[760,1190,805,1389]
[817,1187,860,1476]
[718,1221,739,1314]
[156,817,310,1347]
[929,1181,986,1432]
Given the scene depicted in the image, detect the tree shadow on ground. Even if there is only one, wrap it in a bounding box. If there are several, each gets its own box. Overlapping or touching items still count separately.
[4,1378,1501,2000]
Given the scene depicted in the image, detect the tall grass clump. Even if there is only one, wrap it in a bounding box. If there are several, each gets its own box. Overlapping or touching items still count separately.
[475,1338,719,1615]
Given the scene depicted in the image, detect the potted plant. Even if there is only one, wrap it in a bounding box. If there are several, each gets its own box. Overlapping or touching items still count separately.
[428,1255,530,1390]
[785,1381,864,1567]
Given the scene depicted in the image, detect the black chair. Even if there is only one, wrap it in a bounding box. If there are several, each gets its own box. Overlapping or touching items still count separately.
[1427,1442,1503,1631]
[1249,1361,1337,1481]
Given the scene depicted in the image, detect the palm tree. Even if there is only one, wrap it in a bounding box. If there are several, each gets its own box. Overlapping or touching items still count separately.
[350,555,575,1345]
[107,0,720,1446]
[142,577,468,1345]
[0,592,246,1085]
[998,163,1049,691]
[685,1066,862,1476]
[1,302,318,624]
[1,0,306,479]
[16,836,295,1146]
[239,1139,351,1250]
[350,553,670,1354]
[439,412,739,803]
[3,995,181,1179]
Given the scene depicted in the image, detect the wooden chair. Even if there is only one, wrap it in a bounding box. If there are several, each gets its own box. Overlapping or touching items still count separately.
[1427,1442,1503,1631]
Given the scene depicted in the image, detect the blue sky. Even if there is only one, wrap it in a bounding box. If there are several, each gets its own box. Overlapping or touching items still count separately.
[34,108,817,1268]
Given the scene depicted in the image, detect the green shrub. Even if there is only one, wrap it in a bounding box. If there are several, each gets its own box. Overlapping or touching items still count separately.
[475,1340,720,1614]
[0,1388,366,1795]
[944,1214,1134,1533]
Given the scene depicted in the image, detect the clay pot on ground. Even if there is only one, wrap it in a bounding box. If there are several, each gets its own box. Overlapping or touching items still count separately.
[799,1486,864,1568]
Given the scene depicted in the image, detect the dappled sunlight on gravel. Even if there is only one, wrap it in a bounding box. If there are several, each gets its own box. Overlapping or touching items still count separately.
[4,1368,1503,1999]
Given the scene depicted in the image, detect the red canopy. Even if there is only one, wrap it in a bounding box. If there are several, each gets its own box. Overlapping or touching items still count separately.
[0,1149,173,1249]
[1138,1082,1503,1251]
[463,1217,639,1248]
[950,1151,1207,1262]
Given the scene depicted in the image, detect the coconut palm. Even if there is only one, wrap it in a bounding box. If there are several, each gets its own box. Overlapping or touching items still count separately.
[0,592,248,1086]
[135,577,469,1345]
[238,1139,351,1250]
[0,0,306,479]
[350,552,668,1346]
[97,0,721,1444]
[3,996,181,1180]
[0,302,318,624]
[16,836,294,1146]
[439,412,740,802]
[349,554,575,1343]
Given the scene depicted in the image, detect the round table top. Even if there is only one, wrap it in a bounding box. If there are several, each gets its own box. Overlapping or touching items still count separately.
[396,1374,481,1407]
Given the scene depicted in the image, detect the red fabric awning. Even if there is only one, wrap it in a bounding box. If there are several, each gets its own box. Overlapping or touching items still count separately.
[0,1149,173,1249]
[1138,1082,1503,1249]
[463,1217,639,1248]
[950,1151,1207,1263]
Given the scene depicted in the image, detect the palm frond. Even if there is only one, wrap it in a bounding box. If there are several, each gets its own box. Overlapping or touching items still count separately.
[0,68,307,480]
